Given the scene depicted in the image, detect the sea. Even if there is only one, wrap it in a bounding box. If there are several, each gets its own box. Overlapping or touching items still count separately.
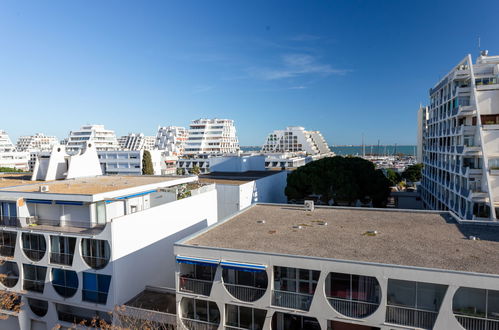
[241,145,417,156]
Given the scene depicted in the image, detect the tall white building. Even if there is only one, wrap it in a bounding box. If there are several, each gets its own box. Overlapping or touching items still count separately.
[155,126,187,156]
[421,51,499,221]
[184,119,239,156]
[15,134,58,152]
[417,106,429,163]
[65,125,119,152]
[0,174,217,329]
[117,133,155,151]
[261,126,332,155]
[0,130,29,171]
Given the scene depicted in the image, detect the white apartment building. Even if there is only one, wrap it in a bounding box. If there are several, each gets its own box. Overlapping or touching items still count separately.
[184,119,240,156]
[0,173,217,330]
[162,204,499,330]
[15,134,58,152]
[65,125,119,152]
[421,51,499,221]
[117,133,155,151]
[155,126,188,156]
[0,130,29,171]
[98,150,164,176]
[261,126,332,155]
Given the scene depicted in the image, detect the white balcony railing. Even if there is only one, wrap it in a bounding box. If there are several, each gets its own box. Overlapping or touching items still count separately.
[328,297,379,318]
[455,314,499,330]
[272,290,314,311]
[385,305,438,329]
[179,277,213,296]
[224,283,266,302]
[180,318,219,330]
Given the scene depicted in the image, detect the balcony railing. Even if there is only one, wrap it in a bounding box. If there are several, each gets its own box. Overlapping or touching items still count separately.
[385,305,438,330]
[118,305,177,328]
[328,297,379,318]
[0,246,15,257]
[1,274,19,288]
[455,314,499,330]
[179,277,213,296]
[181,318,219,330]
[272,290,314,311]
[224,283,266,302]
[82,255,109,270]
[50,252,74,266]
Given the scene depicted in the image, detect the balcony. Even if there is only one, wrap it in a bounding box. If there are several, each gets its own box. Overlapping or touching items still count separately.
[0,216,21,227]
[26,217,105,235]
[455,315,499,330]
[224,283,266,302]
[385,305,438,329]
[272,290,314,311]
[181,318,218,330]
[328,298,379,318]
[179,277,213,296]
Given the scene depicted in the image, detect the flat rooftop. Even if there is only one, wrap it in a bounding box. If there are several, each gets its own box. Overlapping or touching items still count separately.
[125,288,176,314]
[0,175,185,195]
[0,173,42,188]
[184,204,499,275]
[199,171,280,185]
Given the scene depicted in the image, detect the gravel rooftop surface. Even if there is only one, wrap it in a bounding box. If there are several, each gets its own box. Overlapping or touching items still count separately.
[185,204,499,274]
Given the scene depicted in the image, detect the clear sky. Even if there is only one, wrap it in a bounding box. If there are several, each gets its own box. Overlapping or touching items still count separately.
[1,0,498,145]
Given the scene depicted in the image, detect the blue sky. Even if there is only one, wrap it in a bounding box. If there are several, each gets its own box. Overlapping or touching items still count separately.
[1,0,498,145]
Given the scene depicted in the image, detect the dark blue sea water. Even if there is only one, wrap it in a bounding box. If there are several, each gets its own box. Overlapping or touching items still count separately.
[240,145,417,156]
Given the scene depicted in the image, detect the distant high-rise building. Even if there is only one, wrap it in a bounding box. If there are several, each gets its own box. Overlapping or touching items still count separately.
[16,133,58,152]
[417,106,429,163]
[421,51,499,221]
[261,126,332,155]
[66,125,119,152]
[155,126,187,156]
[0,130,29,170]
[184,119,239,155]
[118,133,155,151]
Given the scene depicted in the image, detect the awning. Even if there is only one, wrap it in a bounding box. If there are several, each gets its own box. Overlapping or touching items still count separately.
[26,199,52,205]
[176,255,219,267]
[220,261,267,272]
[55,201,85,206]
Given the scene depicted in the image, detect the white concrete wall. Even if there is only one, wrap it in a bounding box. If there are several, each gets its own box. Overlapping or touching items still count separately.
[477,90,499,115]
[214,184,241,220]
[252,172,287,204]
[110,188,218,304]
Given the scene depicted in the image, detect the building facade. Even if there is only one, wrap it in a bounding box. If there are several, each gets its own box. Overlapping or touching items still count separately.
[0,174,217,330]
[65,125,119,152]
[261,126,331,155]
[15,134,58,153]
[155,126,188,156]
[0,130,29,171]
[184,119,239,156]
[117,133,155,151]
[417,106,429,163]
[421,52,499,221]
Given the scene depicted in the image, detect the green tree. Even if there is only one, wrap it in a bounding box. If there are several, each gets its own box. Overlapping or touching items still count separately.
[0,167,22,173]
[385,169,402,186]
[285,156,391,207]
[142,150,154,175]
[401,163,423,182]
[191,165,201,175]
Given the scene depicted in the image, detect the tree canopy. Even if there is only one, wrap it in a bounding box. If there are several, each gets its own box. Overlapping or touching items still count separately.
[285,156,391,207]
[401,163,423,182]
[142,150,154,175]
[385,168,402,186]
[0,167,23,173]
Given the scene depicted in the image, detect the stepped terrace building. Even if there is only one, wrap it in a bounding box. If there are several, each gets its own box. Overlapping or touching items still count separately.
[173,204,499,330]
[0,130,29,171]
[261,126,331,155]
[155,126,188,156]
[117,133,155,151]
[65,125,119,152]
[420,51,499,221]
[0,173,217,330]
[184,119,239,156]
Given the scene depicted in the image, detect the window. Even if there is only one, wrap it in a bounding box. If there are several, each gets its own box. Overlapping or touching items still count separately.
[0,261,19,288]
[326,272,381,318]
[52,269,78,298]
[28,298,48,317]
[453,287,499,329]
[56,303,112,326]
[22,233,46,262]
[180,297,220,327]
[0,231,16,257]
[271,312,320,330]
[82,273,111,304]
[222,268,268,302]
[50,236,76,266]
[81,239,110,269]
[225,304,266,330]
[273,266,320,311]
[0,202,17,226]
[23,264,47,293]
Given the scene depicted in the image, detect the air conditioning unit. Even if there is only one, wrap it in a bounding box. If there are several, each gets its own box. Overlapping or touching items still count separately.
[39,185,50,193]
[304,200,314,212]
